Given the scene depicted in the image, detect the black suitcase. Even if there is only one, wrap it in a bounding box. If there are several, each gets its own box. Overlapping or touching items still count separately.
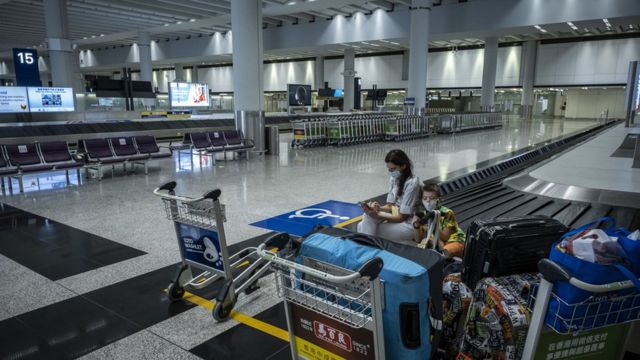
[462,215,568,289]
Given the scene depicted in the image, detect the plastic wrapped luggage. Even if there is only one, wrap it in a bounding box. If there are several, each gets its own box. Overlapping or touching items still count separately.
[297,227,445,360]
[457,273,540,360]
[463,215,568,289]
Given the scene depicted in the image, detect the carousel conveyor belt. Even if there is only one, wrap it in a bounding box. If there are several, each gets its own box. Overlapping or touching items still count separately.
[429,119,640,231]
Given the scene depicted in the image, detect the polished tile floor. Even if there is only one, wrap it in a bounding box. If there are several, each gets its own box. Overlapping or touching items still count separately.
[0,118,605,359]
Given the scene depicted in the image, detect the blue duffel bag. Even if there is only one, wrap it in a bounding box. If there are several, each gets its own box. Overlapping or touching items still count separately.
[546,217,640,333]
[297,227,444,360]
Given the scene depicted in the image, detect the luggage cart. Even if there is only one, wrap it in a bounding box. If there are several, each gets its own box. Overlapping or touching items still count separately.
[153,181,280,322]
[522,258,640,360]
[256,233,387,360]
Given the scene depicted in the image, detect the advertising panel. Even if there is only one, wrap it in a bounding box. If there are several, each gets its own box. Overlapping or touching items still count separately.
[169,82,210,107]
[27,87,75,112]
[0,86,29,113]
[174,222,225,273]
[289,302,376,360]
[288,84,312,106]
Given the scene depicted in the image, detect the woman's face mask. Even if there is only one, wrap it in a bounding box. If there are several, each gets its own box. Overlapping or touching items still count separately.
[389,170,401,178]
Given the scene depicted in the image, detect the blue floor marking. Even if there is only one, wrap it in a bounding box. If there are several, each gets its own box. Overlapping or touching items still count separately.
[250,200,363,237]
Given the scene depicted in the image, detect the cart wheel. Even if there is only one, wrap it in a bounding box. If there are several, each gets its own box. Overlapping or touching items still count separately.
[167,282,185,301]
[212,299,233,321]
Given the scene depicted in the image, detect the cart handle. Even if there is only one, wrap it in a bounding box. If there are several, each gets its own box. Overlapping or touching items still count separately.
[538,258,640,293]
[256,242,383,283]
[153,181,222,203]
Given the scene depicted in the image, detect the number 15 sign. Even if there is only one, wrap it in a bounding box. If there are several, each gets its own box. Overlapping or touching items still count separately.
[13,48,41,87]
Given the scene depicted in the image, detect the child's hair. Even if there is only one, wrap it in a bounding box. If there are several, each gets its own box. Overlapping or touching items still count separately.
[422,182,442,197]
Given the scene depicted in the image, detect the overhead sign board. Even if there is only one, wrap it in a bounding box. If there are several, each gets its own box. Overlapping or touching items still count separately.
[12,48,41,87]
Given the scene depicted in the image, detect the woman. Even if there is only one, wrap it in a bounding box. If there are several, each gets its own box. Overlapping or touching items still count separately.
[357,149,420,245]
[413,182,466,258]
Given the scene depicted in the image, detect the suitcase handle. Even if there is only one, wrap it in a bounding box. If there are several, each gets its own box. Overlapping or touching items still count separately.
[343,233,385,249]
[507,220,547,229]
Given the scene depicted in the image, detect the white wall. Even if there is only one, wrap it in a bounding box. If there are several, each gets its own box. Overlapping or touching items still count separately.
[565,88,626,119]
[324,46,521,89]
[155,60,316,93]
[262,60,315,91]
[536,38,640,86]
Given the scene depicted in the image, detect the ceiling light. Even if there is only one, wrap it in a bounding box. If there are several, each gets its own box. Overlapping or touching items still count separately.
[189,18,196,22]
[567,22,578,30]
[100,34,104,37]
[533,25,548,33]
[176,21,183,24]
[603,18,611,27]
[163,23,169,26]
[287,1,296,4]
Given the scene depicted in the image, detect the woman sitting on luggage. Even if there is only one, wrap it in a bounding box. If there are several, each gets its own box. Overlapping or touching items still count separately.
[357,149,420,246]
[413,182,466,258]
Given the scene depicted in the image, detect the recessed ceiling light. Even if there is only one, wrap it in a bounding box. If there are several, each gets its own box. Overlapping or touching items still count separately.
[189,18,196,22]
[176,21,183,24]
[533,25,548,33]
[287,1,296,5]
[603,18,611,27]
[566,22,578,30]
[164,23,169,26]
[100,34,104,37]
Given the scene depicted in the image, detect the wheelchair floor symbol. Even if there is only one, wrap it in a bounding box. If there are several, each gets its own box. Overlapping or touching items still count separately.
[288,208,350,221]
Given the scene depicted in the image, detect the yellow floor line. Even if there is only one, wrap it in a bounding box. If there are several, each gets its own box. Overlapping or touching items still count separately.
[182,290,290,342]
[335,215,363,228]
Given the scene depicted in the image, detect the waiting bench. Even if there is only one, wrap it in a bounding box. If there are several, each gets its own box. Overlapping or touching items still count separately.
[1,141,83,192]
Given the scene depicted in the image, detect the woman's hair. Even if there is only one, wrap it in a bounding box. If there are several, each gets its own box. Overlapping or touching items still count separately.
[384,149,413,197]
[422,182,442,198]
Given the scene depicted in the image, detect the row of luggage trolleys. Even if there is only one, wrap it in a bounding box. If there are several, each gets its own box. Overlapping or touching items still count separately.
[154,182,639,360]
[291,115,439,147]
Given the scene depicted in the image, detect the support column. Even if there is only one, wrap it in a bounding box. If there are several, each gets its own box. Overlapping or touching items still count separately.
[231,0,265,151]
[407,0,432,111]
[521,40,538,119]
[314,56,324,90]
[481,37,498,111]
[343,48,355,111]
[174,64,185,82]
[401,50,410,81]
[138,32,152,82]
[191,65,199,83]
[44,0,80,91]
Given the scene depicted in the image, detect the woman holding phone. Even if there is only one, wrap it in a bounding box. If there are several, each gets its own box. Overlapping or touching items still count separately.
[357,149,420,245]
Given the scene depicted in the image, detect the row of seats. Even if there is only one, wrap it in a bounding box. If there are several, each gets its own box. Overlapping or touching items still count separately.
[172,130,255,161]
[0,135,170,193]
[78,135,171,180]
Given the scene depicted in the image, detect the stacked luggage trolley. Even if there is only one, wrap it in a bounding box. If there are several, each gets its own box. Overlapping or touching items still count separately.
[436,112,503,134]
[291,112,502,148]
[291,114,440,148]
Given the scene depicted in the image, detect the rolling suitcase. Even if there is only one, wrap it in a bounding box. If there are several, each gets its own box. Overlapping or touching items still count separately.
[457,273,540,360]
[462,215,568,289]
[297,227,445,360]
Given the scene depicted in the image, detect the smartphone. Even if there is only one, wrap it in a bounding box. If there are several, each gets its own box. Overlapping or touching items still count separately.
[358,201,371,210]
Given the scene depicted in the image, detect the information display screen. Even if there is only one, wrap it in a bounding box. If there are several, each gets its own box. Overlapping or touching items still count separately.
[169,82,210,107]
[0,86,30,113]
[288,84,312,106]
[333,89,344,97]
[27,87,75,112]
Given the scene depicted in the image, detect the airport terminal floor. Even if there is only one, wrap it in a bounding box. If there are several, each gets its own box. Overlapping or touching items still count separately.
[0,117,625,360]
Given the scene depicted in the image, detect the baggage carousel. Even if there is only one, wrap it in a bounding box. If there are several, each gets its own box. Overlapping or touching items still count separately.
[431,120,640,231]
